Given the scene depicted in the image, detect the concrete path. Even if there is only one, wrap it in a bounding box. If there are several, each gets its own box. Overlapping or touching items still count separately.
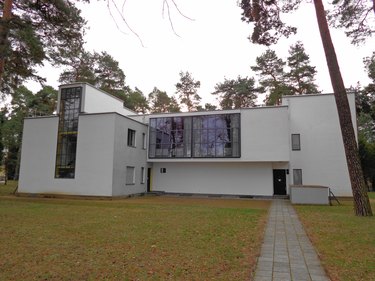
[253,199,330,281]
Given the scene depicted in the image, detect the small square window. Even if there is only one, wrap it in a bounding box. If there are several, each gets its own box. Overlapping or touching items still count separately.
[293,169,303,185]
[127,129,136,147]
[291,134,301,151]
[160,168,166,174]
[126,166,135,185]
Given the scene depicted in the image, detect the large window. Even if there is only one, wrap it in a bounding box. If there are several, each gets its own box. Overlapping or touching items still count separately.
[55,87,81,178]
[148,113,240,158]
[192,114,240,158]
[149,117,192,158]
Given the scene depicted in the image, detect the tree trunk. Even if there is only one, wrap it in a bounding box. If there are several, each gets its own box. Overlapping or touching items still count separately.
[0,0,13,83]
[313,0,372,216]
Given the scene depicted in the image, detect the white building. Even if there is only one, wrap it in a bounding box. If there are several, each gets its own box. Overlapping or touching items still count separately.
[18,83,356,197]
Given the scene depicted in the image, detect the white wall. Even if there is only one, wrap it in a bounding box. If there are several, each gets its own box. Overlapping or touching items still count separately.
[18,117,59,194]
[151,162,274,196]
[284,94,356,196]
[58,83,136,116]
[19,114,117,196]
[73,113,116,196]
[240,107,289,161]
[112,114,148,196]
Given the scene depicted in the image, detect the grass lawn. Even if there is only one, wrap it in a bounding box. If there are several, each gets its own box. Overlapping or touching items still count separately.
[295,194,375,281]
[0,193,270,281]
[0,180,18,196]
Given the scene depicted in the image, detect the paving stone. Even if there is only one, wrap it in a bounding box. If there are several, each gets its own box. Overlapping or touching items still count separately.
[310,275,330,281]
[254,275,272,281]
[252,200,331,281]
[273,271,292,279]
[255,270,273,277]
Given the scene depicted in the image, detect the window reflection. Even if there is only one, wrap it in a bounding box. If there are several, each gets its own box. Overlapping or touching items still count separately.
[149,113,240,158]
[55,87,81,178]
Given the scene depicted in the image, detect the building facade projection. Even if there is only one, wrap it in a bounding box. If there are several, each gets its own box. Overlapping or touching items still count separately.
[55,87,81,178]
[148,113,240,158]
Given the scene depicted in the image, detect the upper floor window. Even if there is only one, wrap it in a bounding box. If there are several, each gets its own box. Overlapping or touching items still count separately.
[55,87,82,179]
[148,113,240,158]
[127,129,136,147]
[291,134,301,151]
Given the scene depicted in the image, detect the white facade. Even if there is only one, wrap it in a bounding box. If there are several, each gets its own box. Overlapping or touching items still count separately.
[18,113,148,196]
[283,94,356,196]
[18,83,356,197]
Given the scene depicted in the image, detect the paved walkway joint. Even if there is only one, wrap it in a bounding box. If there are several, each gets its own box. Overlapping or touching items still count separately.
[253,199,330,281]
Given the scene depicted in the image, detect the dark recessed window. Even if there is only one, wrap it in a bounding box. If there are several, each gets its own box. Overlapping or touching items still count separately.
[127,129,136,147]
[291,134,301,151]
[160,168,167,174]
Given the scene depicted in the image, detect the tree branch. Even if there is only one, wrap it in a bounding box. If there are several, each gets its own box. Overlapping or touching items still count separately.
[107,0,144,47]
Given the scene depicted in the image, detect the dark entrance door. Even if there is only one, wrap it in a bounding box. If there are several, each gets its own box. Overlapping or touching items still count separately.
[147,168,151,192]
[273,169,286,195]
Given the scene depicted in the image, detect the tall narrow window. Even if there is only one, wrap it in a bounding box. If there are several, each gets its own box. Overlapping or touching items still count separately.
[293,169,303,185]
[141,167,145,184]
[127,129,136,147]
[291,134,301,151]
[126,166,135,185]
[55,87,82,178]
[142,133,146,149]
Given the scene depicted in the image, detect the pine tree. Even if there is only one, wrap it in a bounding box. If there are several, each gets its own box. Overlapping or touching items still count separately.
[251,50,291,105]
[175,71,201,111]
[0,0,87,94]
[212,76,258,109]
[148,87,181,113]
[286,41,319,95]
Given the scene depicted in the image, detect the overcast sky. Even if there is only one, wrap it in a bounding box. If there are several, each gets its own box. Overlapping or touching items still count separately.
[27,0,375,105]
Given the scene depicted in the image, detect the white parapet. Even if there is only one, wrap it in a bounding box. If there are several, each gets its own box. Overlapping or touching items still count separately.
[290,185,329,205]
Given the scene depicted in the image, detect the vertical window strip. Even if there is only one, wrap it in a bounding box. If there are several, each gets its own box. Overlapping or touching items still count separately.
[55,87,81,178]
[141,167,145,183]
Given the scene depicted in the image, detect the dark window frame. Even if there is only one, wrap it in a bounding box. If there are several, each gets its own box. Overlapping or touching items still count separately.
[148,113,241,159]
[127,129,136,147]
[55,87,82,179]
